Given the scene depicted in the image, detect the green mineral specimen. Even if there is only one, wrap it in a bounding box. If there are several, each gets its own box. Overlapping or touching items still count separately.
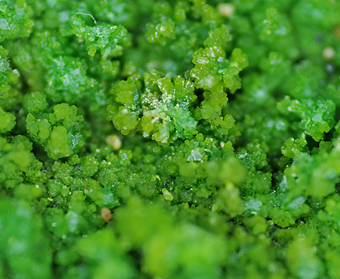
[1,0,340,278]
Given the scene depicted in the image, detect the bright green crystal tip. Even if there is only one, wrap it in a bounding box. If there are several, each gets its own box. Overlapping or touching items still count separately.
[1,0,340,278]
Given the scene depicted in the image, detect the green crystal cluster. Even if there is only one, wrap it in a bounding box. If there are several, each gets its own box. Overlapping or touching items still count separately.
[1,0,340,278]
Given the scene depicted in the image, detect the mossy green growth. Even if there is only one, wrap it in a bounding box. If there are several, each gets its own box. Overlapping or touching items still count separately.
[71,15,131,58]
[0,0,34,42]
[2,0,340,278]
[0,106,15,133]
[26,102,84,159]
[107,73,199,143]
[0,199,51,279]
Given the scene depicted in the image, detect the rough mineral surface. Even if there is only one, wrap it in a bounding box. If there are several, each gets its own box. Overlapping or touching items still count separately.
[1,0,340,278]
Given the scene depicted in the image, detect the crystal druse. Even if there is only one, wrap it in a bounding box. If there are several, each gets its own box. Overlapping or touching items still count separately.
[1,0,340,278]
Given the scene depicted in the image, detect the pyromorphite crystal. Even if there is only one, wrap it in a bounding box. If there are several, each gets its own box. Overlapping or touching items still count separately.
[2,0,340,278]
